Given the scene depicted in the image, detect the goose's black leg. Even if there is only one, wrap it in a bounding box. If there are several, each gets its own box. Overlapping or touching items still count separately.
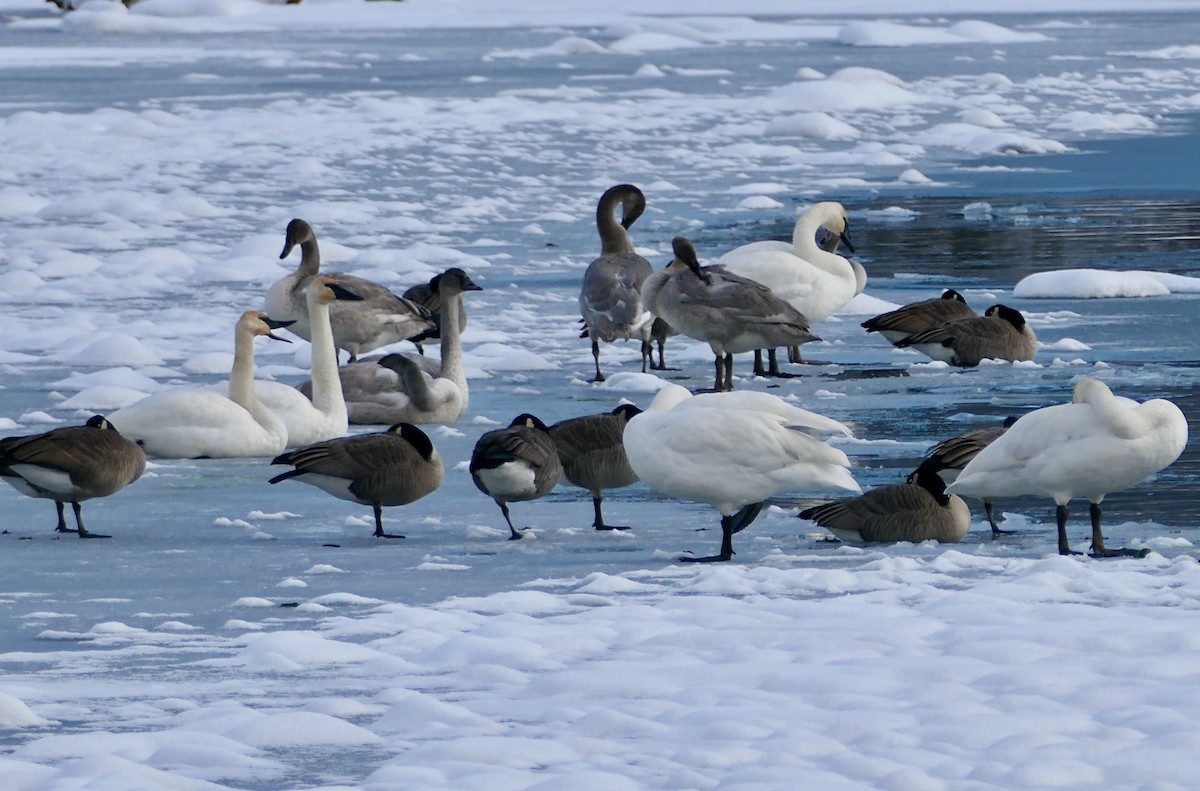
[373,504,406,539]
[74,502,110,539]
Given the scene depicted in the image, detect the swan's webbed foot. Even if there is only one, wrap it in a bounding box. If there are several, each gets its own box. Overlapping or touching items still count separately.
[679,551,733,563]
[373,531,407,540]
[508,529,525,541]
[1090,546,1150,559]
[77,530,111,540]
[595,524,631,532]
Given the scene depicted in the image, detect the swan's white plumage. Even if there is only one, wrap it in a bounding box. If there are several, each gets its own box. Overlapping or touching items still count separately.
[716,201,859,324]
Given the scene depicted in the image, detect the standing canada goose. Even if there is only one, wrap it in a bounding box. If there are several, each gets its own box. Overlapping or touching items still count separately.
[308,269,482,425]
[716,201,859,366]
[623,384,860,562]
[402,268,471,356]
[548,404,642,531]
[268,423,443,539]
[579,184,655,382]
[917,416,1018,535]
[799,467,970,545]
[470,414,562,541]
[642,236,818,391]
[109,311,294,458]
[217,277,362,448]
[894,304,1037,366]
[948,378,1188,557]
[861,289,978,346]
[0,415,146,539]
[266,219,435,362]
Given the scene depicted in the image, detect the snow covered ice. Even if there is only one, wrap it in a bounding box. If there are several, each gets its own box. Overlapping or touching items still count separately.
[2,1,1200,788]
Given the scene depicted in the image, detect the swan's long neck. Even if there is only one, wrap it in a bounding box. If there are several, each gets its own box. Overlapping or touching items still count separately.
[439,290,468,396]
[296,238,320,280]
[1078,380,1145,440]
[793,212,853,280]
[228,327,260,410]
[598,198,634,255]
[306,293,347,418]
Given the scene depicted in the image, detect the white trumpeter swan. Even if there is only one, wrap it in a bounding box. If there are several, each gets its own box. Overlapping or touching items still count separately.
[470,414,562,541]
[108,312,293,459]
[579,184,655,381]
[800,467,970,544]
[948,378,1188,557]
[266,219,434,361]
[548,404,642,531]
[269,422,443,540]
[894,304,1037,366]
[623,384,860,562]
[0,415,145,539]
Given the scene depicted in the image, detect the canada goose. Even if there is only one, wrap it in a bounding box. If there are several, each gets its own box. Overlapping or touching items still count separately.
[215,277,362,449]
[861,289,978,346]
[0,415,146,539]
[308,268,482,425]
[548,404,642,531]
[799,467,970,544]
[269,422,443,539]
[948,378,1188,557]
[623,384,860,562]
[402,268,470,356]
[109,312,293,459]
[894,304,1037,366]
[266,219,435,362]
[579,184,656,382]
[642,236,818,391]
[716,201,859,367]
[917,416,1018,535]
[470,414,562,541]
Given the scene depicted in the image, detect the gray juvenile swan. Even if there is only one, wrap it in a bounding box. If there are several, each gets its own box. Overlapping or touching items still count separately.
[579,184,655,381]
[402,268,471,356]
[307,268,482,425]
[268,422,443,539]
[642,236,818,391]
[894,304,1037,367]
[470,413,562,541]
[861,289,978,346]
[799,467,971,545]
[0,415,146,539]
[548,404,642,531]
[266,218,434,362]
[917,416,1018,535]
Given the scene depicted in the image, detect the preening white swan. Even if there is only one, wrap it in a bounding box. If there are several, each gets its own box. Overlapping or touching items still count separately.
[643,237,818,391]
[108,312,293,459]
[716,201,859,327]
[947,378,1188,557]
[800,467,970,544]
[266,219,434,361]
[220,277,362,449]
[0,415,146,539]
[311,268,481,425]
[623,383,861,562]
[579,184,655,381]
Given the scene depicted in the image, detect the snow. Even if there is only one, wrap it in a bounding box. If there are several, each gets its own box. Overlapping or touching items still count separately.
[2,1,1200,789]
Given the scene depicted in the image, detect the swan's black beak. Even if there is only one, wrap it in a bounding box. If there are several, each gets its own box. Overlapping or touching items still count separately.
[264,317,296,342]
[839,229,856,254]
[328,283,364,301]
[279,240,296,260]
[462,274,483,292]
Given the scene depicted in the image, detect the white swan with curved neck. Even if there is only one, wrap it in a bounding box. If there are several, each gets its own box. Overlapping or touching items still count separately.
[716,201,859,324]
[227,277,361,448]
[108,312,292,459]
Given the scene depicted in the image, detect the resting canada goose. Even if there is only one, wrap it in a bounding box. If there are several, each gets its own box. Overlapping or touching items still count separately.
[716,202,859,368]
[894,304,1037,367]
[308,268,482,425]
[109,311,293,459]
[470,414,562,541]
[623,384,860,562]
[268,422,443,539]
[403,268,470,356]
[218,277,362,449]
[799,467,970,544]
[579,184,655,382]
[266,219,434,362]
[642,236,818,391]
[0,415,146,539]
[548,404,642,531]
[917,416,1018,535]
[861,289,977,346]
[948,378,1188,557]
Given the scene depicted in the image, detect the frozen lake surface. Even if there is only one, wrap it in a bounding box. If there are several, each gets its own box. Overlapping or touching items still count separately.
[2,4,1200,789]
